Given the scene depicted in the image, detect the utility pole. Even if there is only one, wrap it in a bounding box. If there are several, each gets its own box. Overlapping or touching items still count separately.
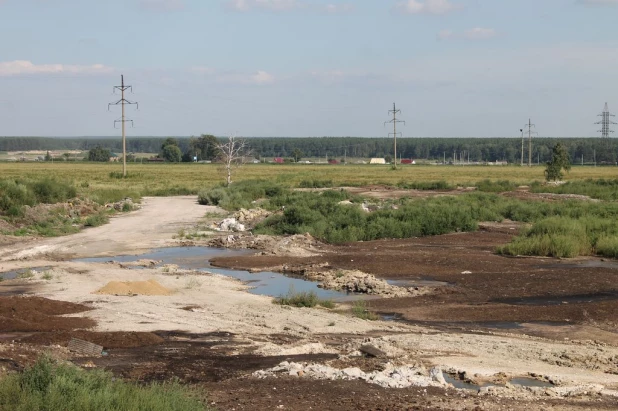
[523,119,536,167]
[520,129,524,166]
[384,103,405,169]
[109,75,138,177]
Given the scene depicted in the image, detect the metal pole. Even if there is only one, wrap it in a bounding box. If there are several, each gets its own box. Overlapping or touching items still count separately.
[121,75,127,177]
[520,129,524,166]
[528,119,532,167]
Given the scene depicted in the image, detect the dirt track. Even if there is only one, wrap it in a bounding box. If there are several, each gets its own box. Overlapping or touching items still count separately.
[1,196,618,410]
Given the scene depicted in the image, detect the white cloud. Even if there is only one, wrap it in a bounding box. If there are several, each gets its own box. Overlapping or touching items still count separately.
[437,29,453,40]
[250,70,275,84]
[464,27,497,40]
[226,0,353,13]
[394,0,460,15]
[214,70,276,85]
[227,0,300,12]
[324,3,354,14]
[0,60,113,76]
[437,28,497,41]
[138,0,185,11]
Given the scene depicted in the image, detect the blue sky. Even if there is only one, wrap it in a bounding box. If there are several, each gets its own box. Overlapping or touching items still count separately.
[1,0,617,137]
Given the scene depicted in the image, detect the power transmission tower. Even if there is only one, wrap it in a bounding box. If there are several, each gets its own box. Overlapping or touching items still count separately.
[523,119,537,167]
[109,75,138,177]
[384,103,405,169]
[520,128,524,166]
[596,102,616,139]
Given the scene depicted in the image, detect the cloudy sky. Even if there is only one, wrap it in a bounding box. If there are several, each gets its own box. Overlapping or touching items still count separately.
[1,0,617,137]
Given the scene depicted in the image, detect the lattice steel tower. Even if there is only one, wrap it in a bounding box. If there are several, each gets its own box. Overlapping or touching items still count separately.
[596,102,616,138]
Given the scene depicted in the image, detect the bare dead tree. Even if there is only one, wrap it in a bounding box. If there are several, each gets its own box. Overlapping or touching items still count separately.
[217,135,250,185]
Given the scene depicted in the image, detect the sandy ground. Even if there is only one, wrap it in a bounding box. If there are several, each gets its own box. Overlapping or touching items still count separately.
[1,196,618,410]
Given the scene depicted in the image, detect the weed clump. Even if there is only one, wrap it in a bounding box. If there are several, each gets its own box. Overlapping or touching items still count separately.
[273,288,333,309]
[351,300,378,320]
[0,356,207,411]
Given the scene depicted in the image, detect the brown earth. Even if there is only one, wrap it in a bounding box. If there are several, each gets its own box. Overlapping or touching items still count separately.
[211,226,618,343]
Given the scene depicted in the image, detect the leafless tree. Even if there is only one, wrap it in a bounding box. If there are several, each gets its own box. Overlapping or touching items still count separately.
[217,135,250,185]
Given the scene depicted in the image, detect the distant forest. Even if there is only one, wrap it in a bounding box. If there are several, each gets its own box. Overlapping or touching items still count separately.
[1,136,617,164]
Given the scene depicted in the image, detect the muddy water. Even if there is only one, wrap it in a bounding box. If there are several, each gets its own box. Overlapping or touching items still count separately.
[74,247,363,301]
[0,266,51,280]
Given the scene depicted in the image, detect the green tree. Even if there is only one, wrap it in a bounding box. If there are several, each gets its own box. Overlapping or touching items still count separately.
[188,134,220,161]
[88,146,111,162]
[44,151,52,161]
[545,143,571,182]
[292,148,303,163]
[162,145,182,163]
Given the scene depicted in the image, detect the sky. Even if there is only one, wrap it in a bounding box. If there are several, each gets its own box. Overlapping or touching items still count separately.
[1,0,617,138]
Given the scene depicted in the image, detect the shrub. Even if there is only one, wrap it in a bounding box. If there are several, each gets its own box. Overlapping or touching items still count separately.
[0,356,207,411]
[273,287,333,308]
[397,180,452,190]
[84,213,109,227]
[596,235,618,258]
[298,179,334,188]
[475,179,517,193]
[351,300,378,320]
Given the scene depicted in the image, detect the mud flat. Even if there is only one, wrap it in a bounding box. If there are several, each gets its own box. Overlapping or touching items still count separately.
[0,196,617,410]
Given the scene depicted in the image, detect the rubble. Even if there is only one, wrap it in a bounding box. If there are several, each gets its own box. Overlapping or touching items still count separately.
[253,361,446,389]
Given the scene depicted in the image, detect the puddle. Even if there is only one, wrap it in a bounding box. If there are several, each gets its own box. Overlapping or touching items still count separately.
[0,266,51,280]
[387,278,451,288]
[443,374,489,391]
[509,377,553,388]
[74,247,364,301]
[493,292,618,306]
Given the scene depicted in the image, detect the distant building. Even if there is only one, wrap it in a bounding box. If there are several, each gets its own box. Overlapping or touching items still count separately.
[401,159,416,165]
[369,158,386,165]
[328,159,338,164]
[274,157,284,163]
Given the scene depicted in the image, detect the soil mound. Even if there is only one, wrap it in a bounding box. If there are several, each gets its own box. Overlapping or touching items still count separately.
[95,279,172,296]
[0,296,94,332]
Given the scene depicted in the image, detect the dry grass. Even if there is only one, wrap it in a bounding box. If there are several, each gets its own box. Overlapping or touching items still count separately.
[1,163,615,197]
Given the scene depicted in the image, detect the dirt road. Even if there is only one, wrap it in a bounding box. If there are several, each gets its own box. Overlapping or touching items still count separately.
[0,196,208,260]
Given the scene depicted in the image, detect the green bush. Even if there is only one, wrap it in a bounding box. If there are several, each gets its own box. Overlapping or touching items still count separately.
[475,179,518,193]
[351,300,378,320]
[0,356,207,411]
[298,179,334,188]
[84,213,109,227]
[596,235,618,258]
[29,179,77,204]
[397,180,452,190]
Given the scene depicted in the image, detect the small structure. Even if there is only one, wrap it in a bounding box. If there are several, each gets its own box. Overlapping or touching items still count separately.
[369,158,386,165]
[328,159,338,164]
[274,157,284,164]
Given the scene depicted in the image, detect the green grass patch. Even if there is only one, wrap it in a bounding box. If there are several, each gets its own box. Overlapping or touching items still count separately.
[273,288,334,309]
[529,179,618,201]
[351,300,378,321]
[0,356,208,411]
[474,179,518,193]
[84,212,109,228]
[396,180,453,190]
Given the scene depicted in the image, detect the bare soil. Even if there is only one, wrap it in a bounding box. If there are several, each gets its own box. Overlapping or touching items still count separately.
[1,195,618,410]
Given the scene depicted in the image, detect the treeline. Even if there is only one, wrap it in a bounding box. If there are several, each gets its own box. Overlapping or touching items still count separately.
[2,136,617,164]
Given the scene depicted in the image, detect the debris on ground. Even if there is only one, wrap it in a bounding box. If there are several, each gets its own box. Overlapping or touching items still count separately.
[253,361,447,389]
[94,279,172,296]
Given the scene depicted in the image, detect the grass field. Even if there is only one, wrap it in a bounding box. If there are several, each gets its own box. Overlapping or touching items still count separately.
[1,163,617,200]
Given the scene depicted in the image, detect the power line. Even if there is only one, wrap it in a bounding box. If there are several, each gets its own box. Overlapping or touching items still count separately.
[108,74,138,177]
[384,103,405,168]
[524,119,537,167]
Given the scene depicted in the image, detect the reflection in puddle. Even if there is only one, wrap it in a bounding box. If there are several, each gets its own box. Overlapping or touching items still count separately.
[510,377,553,388]
[74,247,364,301]
[386,278,451,288]
[444,374,554,391]
[0,266,51,280]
